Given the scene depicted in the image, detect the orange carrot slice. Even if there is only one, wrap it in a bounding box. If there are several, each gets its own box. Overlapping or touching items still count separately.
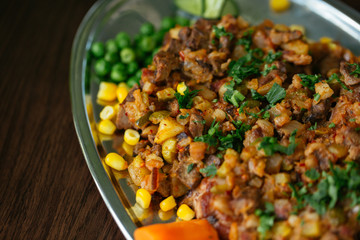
[134,219,219,240]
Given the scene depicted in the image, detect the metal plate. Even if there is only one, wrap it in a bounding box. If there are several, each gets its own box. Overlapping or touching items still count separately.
[70,0,360,239]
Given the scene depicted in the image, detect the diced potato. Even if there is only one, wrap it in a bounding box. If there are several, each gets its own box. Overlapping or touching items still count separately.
[328,144,348,158]
[162,138,178,163]
[154,117,185,144]
[274,173,291,185]
[145,153,164,171]
[272,221,292,238]
[169,26,182,39]
[282,40,309,55]
[189,142,207,161]
[301,221,321,237]
[315,81,334,101]
[156,88,176,101]
[290,24,305,35]
[128,155,151,186]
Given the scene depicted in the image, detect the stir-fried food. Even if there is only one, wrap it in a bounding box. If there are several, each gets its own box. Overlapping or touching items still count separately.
[109,14,360,239]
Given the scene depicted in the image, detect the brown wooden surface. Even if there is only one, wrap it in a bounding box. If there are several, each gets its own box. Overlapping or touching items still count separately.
[0,0,359,239]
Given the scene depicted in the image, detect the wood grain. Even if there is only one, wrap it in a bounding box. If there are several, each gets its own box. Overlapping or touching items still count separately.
[0,1,359,239]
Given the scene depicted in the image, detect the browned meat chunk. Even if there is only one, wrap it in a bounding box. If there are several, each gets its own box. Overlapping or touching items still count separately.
[185,19,214,50]
[115,105,132,130]
[153,51,180,82]
[274,199,292,219]
[282,52,312,65]
[175,160,201,189]
[340,61,360,85]
[189,113,204,138]
[230,186,260,215]
[269,29,302,45]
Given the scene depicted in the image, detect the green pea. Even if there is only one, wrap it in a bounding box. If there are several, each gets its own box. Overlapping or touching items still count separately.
[135,48,146,61]
[105,39,118,53]
[116,32,131,49]
[139,36,156,52]
[94,59,110,76]
[127,76,140,88]
[145,56,153,65]
[110,63,127,82]
[140,22,155,36]
[135,69,143,80]
[127,61,139,75]
[175,16,190,26]
[120,48,136,64]
[91,42,105,58]
[161,17,175,30]
[153,30,166,45]
[104,51,119,64]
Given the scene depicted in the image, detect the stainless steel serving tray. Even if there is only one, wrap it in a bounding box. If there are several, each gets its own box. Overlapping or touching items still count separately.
[70,0,360,239]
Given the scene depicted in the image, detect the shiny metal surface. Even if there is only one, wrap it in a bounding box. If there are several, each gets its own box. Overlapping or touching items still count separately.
[70,1,360,239]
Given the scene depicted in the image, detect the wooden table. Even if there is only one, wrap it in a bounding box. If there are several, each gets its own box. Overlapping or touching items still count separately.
[0,0,359,239]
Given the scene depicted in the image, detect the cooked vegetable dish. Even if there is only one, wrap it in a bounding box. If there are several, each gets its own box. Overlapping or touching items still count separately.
[101,14,360,239]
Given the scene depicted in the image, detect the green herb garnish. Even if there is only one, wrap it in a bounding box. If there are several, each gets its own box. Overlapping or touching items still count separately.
[255,202,275,239]
[199,163,217,178]
[289,162,360,216]
[213,26,233,40]
[223,81,245,107]
[298,74,321,90]
[265,83,286,105]
[328,122,336,128]
[349,63,360,77]
[179,113,189,119]
[264,51,282,63]
[309,122,317,130]
[251,89,265,101]
[237,29,254,51]
[261,64,277,76]
[258,130,297,156]
[313,93,321,101]
[329,73,352,92]
[187,163,195,173]
[305,168,320,180]
[174,88,200,109]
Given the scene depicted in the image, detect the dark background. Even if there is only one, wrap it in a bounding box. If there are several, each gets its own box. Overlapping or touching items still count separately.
[0,0,359,239]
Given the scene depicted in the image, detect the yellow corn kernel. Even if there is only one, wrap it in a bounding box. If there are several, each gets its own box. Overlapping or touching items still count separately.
[131,203,150,221]
[160,196,177,212]
[136,188,152,209]
[162,138,177,163]
[177,204,195,221]
[113,103,120,114]
[320,36,333,44]
[118,82,129,89]
[270,0,290,12]
[177,82,187,95]
[122,141,134,156]
[105,152,128,171]
[100,105,116,120]
[97,82,117,102]
[116,86,128,104]
[124,129,140,145]
[290,24,305,35]
[158,209,174,221]
[98,119,116,135]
